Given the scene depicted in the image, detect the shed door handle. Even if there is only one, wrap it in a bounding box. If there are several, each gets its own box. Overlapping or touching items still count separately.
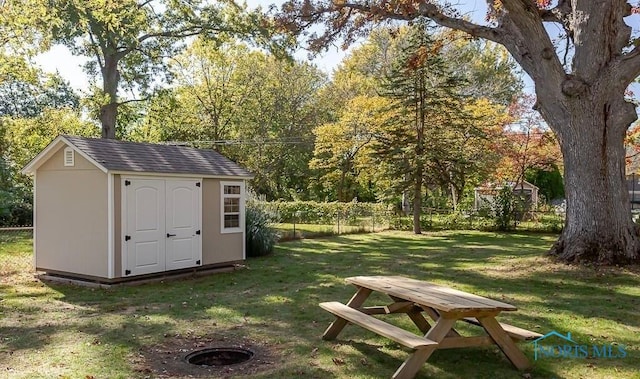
[167,233,176,237]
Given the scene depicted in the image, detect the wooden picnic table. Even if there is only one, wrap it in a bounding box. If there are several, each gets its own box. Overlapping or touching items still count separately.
[320,275,541,379]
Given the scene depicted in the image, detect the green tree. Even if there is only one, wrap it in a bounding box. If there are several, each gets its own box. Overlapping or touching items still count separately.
[1,71,79,118]
[4,108,98,169]
[234,54,328,199]
[278,0,640,264]
[377,23,466,234]
[440,31,523,106]
[3,0,285,139]
[310,96,392,201]
[155,40,258,145]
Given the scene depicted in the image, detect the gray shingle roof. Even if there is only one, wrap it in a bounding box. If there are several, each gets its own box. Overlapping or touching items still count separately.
[63,135,252,178]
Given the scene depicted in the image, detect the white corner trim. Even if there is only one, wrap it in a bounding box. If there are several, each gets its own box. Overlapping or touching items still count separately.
[198,178,203,265]
[107,173,114,279]
[121,176,128,277]
[32,173,37,267]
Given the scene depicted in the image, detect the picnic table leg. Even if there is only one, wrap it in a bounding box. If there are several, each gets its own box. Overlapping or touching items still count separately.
[322,287,372,340]
[406,307,431,334]
[422,306,460,337]
[392,316,456,379]
[477,316,531,370]
[388,296,432,334]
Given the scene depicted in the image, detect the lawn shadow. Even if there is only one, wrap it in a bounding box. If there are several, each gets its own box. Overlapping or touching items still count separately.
[18,230,639,378]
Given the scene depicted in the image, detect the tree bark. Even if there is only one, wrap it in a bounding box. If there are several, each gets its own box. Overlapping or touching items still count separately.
[100,54,120,139]
[542,93,640,264]
[413,169,422,234]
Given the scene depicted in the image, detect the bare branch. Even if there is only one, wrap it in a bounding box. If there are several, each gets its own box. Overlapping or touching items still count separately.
[87,31,105,69]
[117,96,151,106]
[137,0,154,9]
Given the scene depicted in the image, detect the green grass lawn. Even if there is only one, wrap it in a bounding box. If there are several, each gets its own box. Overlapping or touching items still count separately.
[272,222,372,239]
[1,231,639,378]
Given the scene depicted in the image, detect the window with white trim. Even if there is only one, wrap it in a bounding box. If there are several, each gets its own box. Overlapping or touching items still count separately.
[221,181,244,233]
[64,147,75,167]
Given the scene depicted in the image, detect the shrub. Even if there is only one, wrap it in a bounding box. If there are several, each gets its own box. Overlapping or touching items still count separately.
[493,186,517,231]
[252,200,392,226]
[245,204,278,257]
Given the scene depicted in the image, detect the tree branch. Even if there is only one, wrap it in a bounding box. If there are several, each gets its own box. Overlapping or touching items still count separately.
[618,47,640,85]
[539,0,572,25]
[87,31,105,70]
[338,1,505,44]
[137,0,154,9]
[117,96,151,106]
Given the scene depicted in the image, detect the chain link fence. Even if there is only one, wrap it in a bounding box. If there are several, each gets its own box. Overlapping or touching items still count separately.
[0,226,34,284]
[255,201,566,241]
[270,209,395,240]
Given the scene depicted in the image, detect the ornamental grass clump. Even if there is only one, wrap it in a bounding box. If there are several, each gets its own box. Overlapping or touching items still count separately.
[245,204,279,257]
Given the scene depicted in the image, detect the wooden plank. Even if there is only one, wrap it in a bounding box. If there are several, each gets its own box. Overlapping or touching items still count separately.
[347,276,517,312]
[477,316,532,370]
[359,302,414,315]
[406,307,431,334]
[437,336,495,349]
[377,276,515,310]
[358,306,388,315]
[462,317,542,341]
[384,301,414,314]
[347,277,477,312]
[347,276,500,312]
[322,287,372,340]
[319,302,438,349]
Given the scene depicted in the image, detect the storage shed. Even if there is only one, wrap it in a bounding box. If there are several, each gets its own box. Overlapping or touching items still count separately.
[474,180,539,211]
[22,135,253,283]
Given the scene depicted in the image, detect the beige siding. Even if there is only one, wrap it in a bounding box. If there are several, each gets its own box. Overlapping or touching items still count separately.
[202,178,244,264]
[36,148,108,277]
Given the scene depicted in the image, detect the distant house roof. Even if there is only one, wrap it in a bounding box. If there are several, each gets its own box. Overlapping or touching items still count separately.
[22,135,253,178]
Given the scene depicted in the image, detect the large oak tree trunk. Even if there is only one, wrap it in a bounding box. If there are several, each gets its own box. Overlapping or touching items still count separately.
[543,95,640,264]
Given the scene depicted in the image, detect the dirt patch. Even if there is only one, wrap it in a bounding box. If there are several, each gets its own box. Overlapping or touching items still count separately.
[132,334,279,378]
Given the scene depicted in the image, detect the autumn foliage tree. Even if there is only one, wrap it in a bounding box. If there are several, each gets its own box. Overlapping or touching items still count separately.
[496,96,562,188]
[279,0,640,265]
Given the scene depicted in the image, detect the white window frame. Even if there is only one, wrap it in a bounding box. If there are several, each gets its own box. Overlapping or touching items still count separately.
[63,147,75,167]
[220,181,244,234]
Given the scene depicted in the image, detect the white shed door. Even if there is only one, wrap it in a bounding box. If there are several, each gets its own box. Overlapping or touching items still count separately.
[125,179,166,276]
[124,178,201,277]
[165,180,201,270]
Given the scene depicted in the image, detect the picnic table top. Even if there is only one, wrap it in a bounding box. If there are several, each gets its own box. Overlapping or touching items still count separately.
[346,275,517,313]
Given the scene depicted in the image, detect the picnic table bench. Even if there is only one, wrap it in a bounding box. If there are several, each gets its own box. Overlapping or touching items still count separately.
[320,275,541,379]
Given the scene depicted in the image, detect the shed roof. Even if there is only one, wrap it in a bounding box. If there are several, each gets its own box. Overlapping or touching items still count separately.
[23,135,253,178]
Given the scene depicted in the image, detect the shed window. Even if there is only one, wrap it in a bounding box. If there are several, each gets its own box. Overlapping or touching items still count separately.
[221,182,244,233]
[64,147,75,167]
